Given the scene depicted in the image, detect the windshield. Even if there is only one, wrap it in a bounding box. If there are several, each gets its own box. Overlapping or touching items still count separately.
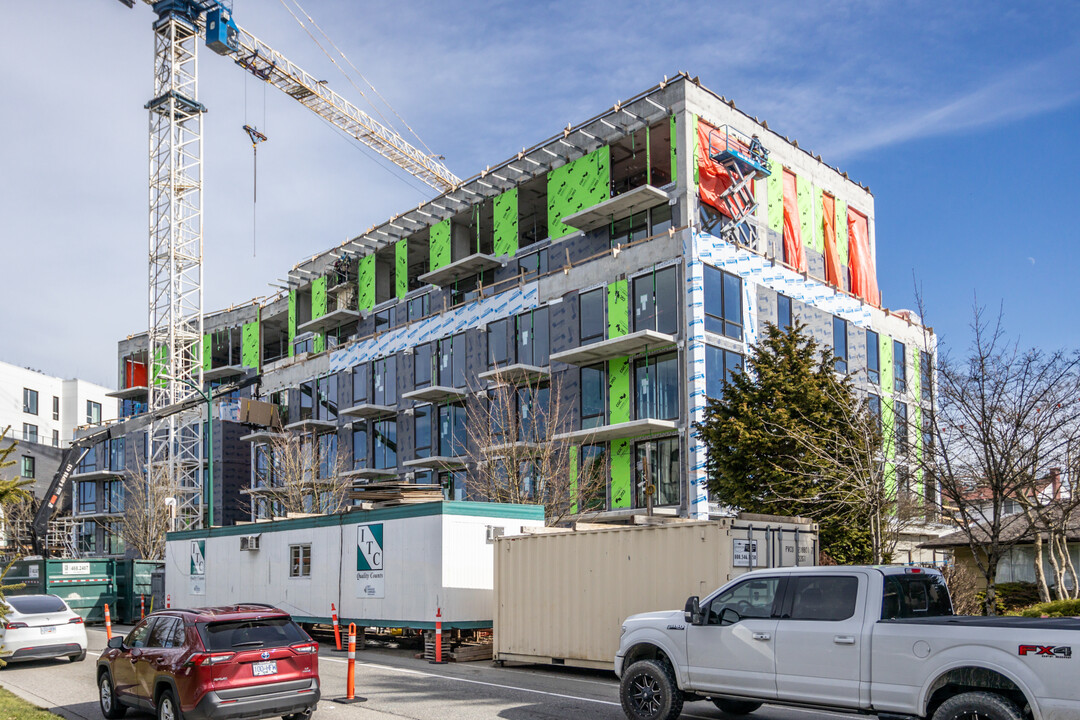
[7,595,68,615]
[881,573,953,619]
[197,617,307,651]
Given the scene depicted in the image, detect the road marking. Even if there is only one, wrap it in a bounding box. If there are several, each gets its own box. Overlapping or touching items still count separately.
[321,656,620,707]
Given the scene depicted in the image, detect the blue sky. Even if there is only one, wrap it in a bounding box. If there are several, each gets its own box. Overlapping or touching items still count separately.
[1,1,1077,386]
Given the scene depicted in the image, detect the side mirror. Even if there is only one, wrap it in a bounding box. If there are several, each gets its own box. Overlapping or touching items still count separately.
[108,636,125,650]
[684,596,704,625]
[719,607,742,626]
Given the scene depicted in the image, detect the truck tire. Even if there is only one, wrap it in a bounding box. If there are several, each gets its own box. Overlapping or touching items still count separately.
[933,691,1022,720]
[711,698,762,715]
[619,659,683,720]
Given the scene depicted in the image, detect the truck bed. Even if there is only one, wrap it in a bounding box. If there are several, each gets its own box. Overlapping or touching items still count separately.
[883,615,1080,630]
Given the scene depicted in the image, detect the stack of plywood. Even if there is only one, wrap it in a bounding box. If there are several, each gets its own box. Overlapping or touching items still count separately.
[349,482,444,507]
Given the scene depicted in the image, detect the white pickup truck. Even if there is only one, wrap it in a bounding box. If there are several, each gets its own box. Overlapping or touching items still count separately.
[615,565,1080,720]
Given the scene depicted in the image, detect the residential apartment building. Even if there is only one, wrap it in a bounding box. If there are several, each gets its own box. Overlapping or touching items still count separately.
[80,74,935,554]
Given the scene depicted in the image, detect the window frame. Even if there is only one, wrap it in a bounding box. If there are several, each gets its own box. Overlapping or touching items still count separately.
[833,316,848,374]
[634,351,680,421]
[23,388,38,416]
[579,288,606,346]
[372,418,397,470]
[87,400,102,425]
[895,401,909,456]
[516,307,550,367]
[777,294,792,332]
[632,266,679,335]
[782,575,860,622]
[705,346,743,400]
[289,544,312,578]
[488,318,510,367]
[20,456,35,479]
[580,364,607,429]
[414,343,433,389]
[703,264,743,340]
[867,330,880,385]
[894,340,907,393]
[22,423,38,445]
[414,405,433,460]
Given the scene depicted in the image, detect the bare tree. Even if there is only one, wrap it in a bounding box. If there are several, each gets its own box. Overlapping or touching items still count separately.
[465,369,607,526]
[1016,465,1080,602]
[246,432,350,517]
[918,302,1080,614]
[118,452,180,561]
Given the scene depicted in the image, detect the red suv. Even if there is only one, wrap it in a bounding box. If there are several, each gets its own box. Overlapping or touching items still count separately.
[96,604,320,720]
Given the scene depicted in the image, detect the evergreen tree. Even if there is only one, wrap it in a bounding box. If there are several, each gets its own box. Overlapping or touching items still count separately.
[696,323,876,564]
[0,427,34,666]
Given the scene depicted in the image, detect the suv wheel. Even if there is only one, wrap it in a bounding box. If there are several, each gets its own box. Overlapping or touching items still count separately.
[933,691,1022,720]
[99,671,127,719]
[711,698,762,715]
[620,659,683,720]
[157,688,183,720]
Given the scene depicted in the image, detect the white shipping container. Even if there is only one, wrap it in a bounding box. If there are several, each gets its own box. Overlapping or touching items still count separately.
[165,501,545,629]
[494,515,818,669]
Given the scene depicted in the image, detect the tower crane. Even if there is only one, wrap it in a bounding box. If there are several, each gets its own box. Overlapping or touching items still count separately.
[116,0,459,531]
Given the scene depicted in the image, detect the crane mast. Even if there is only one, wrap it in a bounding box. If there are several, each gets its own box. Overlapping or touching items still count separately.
[120,0,457,531]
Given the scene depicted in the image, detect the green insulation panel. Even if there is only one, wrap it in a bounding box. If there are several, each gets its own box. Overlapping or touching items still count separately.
[610,439,632,509]
[797,174,816,251]
[430,218,451,271]
[202,335,211,372]
[670,115,677,183]
[241,320,259,370]
[569,446,579,514]
[836,197,849,266]
[912,351,923,495]
[547,145,611,240]
[312,276,327,318]
[358,255,376,312]
[607,279,628,339]
[493,188,519,258]
[609,356,631,425]
[767,159,784,234]
[152,345,167,388]
[395,240,408,298]
[692,116,699,186]
[884,461,896,496]
[880,333,894,394]
[288,290,296,358]
[814,186,824,253]
[882,396,895,461]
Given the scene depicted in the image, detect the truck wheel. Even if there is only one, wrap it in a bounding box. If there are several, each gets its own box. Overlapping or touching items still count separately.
[620,659,683,720]
[933,691,1022,720]
[711,698,762,715]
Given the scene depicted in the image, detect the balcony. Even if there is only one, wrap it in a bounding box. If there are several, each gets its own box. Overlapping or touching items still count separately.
[553,418,678,444]
[340,403,397,420]
[401,385,468,404]
[418,253,502,287]
[297,307,361,335]
[560,185,670,234]
[203,364,246,382]
[343,467,399,481]
[477,363,550,386]
[403,455,467,471]
[480,441,544,458]
[239,429,287,444]
[106,386,148,400]
[549,330,677,366]
[283,418,339,433]
[70,468,123,482]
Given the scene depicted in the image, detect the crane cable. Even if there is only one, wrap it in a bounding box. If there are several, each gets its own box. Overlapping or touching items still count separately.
[277,0,439,160]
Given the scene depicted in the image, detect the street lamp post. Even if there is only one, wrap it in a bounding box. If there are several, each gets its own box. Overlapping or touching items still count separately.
[177,378,213,527]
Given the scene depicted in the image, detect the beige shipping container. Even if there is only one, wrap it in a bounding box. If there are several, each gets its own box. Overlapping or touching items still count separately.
[493,515,817,669]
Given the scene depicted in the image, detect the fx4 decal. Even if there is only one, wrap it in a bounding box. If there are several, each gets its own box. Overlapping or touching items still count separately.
[1019,644,1072,658]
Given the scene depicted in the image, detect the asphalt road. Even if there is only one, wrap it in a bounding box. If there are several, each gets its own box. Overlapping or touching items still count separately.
[0,626,847,720]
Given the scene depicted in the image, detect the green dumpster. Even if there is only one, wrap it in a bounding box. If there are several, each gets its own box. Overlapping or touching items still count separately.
[116,560,164,624]
[5,559,117,623]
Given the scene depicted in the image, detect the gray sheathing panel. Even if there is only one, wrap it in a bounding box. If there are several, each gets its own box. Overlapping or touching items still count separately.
[805,248,825,282]
[217,420,254,528]
[798,302,831,352]
[465,328,485,391]
[539,231,680,302]
[756,284,777,333]
[394,410,409,471]
[848,325,868,382]
[549,297,573,356]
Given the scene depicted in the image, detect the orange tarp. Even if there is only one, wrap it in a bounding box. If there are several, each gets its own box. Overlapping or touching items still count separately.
[782,170,807,272]
[696,120,748,220]
[847,208,880,306]
[822,193,842,287]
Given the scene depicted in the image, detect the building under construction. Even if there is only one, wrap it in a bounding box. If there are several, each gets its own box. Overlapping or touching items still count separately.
[68,74,935,555]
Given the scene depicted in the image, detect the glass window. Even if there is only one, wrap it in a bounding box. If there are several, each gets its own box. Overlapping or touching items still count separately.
[372,357,396,405]
[789,576,859,621]
[317,433,337,479]
[198,617,307,651]
[315,375,337,421]
[894,340,907,393]
[578,444,608,511]
[290,545,312,578]
[635,436,680,507]
[22,388,38,415]
[374,306,396,333]
[922,409,934,455]
[517,385,550,443]
[921,351,932,399]
[87,400,102,425]
[22,423,38,444]
[703,265,743,340]
[351,364,368,405]
[351,424,368,469]
[299,381,314,421]
[408,293,430,323]
[104,521,126,556]
[77,481,96,514]
[868,395,882,435]
[867,330,880,385]
[581,364,607,429]
[373,419,397,469]
[833,316,848,373]
[103,480,124,513]
[414,344,433,388]
[632,266,678,335]
[519,249,548,280]
[77,521,96,554]
[705,346,743,400]
[650,203,672,236]
[7,595,67,614]
[579,288,606,346]
[881,573,953,620]
[441,470,467,501]
[436,333,467,388]
[52,430,59,447]
[108,437,126,471]
[895,402,908,456]
[147,617,180,648]
[414,405,433,459]
[634,352,679,421]
[438,404,467,457]
[706,576,781,624]
[516,308,549,367]
[610,210,649,247]
[488,319,509,366]
[78,444,97,474]
[51,395,59,421]
[20,456,34,479]
[125,619,153,649]
[777,294,792,332]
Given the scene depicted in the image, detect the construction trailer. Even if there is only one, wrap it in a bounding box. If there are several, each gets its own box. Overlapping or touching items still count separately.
[163,501,545,629]
[493,515,818,669]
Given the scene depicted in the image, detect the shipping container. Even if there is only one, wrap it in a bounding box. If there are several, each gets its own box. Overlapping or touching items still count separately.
[493,515,818,669]
[5,558,118,623]
[116,559,164,624]
[164,501,545,629]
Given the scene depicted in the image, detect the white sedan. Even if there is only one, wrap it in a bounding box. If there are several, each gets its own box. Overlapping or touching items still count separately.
[1,594,87,663]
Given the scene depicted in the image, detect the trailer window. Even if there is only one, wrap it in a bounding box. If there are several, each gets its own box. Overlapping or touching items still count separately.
[881,573,953,620]
[198,617,307,651]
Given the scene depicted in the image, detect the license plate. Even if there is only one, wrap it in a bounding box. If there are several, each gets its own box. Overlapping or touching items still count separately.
[252,660,277,677]
[39,626,56,635]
